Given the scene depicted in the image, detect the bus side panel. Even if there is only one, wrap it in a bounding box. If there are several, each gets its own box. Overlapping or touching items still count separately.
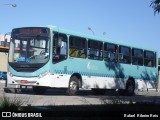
[49,56,158,90]
[82,76,126,89]
[129,64,158,90]
[51,58,128,89]
[50,73,70,88]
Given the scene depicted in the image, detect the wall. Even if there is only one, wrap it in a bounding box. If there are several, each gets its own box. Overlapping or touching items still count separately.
[0,52,8,72]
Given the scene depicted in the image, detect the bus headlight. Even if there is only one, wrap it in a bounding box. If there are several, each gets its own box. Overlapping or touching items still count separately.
[38,71,49,79]
[8,71,13,77]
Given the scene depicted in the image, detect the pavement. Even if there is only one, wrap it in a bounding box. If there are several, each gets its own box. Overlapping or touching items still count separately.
[1,80,160,106]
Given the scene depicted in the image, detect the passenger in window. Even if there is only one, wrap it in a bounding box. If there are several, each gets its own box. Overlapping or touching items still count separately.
[79,49,86,58]
[53,47,60,63]
[53,47,60,58]
[148,60,152,67]
[69,48,78,57]
[53,37,60,63]
[111,49,118,62]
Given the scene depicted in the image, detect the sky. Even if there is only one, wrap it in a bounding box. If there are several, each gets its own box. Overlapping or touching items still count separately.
[0,0,160,56]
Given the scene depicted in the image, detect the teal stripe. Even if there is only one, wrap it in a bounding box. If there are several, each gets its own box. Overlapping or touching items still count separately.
[54,69,129,79]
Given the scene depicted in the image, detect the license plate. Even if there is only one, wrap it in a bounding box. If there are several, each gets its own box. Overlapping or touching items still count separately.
[20,80,28,84]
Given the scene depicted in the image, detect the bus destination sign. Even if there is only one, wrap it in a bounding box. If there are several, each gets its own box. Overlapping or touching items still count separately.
[12,27,49,36]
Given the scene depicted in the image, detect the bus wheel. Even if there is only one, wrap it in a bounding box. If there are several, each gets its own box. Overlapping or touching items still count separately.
[92,89,106,95]
[125,80,135,96]
[32,86,47,95]
[118,80,135,96]
[66,76,79,96]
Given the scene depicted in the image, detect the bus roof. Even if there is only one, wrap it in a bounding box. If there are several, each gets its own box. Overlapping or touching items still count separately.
[47,25,157,52]
[14,25,158,52]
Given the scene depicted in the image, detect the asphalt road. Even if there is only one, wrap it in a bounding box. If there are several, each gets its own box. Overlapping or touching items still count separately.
[1,80,160,106]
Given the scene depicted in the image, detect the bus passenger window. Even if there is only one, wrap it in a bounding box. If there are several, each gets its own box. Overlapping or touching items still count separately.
[69,36,87,58]
[155,53,157,67]
[119,46,131,64]
[132,48,143,66]
[52,33,68,64]
[103,43,118,62]
[88,40,103,60]
[144,51,154,67]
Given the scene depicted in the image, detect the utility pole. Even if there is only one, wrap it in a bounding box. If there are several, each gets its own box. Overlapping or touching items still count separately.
[3,4,17,8]
[88,27,95,35]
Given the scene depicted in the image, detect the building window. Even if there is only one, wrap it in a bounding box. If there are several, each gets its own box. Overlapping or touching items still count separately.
[69,36,87,58]
[132,48,143,66]
[88,40,103,60]
[0,41,5,46]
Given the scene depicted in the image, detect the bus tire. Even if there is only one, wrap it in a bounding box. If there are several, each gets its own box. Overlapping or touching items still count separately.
[125,79,135,96]
[92,89,106,95]
[66,76,79,96]
[32,86,47,95]
[118,80,135,96]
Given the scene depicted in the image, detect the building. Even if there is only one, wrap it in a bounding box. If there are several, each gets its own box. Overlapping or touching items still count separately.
[0,34,10,72]
[0,34,10,52]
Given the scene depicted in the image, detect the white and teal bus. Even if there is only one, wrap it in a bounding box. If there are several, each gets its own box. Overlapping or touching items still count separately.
[7,26,158,95]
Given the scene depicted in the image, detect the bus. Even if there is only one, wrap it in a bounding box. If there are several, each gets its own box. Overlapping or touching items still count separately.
[7,26,158,96]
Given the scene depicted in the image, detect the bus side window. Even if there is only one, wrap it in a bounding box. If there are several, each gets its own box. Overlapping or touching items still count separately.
[104,43,118,62]
[119,46,131,64]
[155,53,157,67]
[132,48,143,66]
[52,33,68,64]
[69,36,87,58]
[144,51,154,67]
[88,40,103,60]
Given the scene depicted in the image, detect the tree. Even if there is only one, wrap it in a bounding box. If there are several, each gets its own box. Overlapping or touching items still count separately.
[150,0,160,15]
[159,58,160,65]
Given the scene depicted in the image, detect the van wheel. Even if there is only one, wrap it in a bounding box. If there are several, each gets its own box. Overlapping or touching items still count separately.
[32,86,47,95]
[66,76,79,96]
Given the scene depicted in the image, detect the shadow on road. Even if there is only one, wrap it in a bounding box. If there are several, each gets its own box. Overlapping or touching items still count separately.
[4,87,121,96]
[4,87,160,104]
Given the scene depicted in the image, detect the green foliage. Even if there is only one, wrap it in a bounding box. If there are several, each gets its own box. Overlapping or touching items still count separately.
[150,0,160,15]
[0,95,24,111]
[159,58,160,65]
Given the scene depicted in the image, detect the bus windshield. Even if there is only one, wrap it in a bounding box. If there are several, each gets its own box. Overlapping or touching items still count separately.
[9,36,49,64]
[9,27,50,65]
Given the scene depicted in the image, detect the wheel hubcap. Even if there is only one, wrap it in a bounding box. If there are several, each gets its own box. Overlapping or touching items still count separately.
[70,81,77,90]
